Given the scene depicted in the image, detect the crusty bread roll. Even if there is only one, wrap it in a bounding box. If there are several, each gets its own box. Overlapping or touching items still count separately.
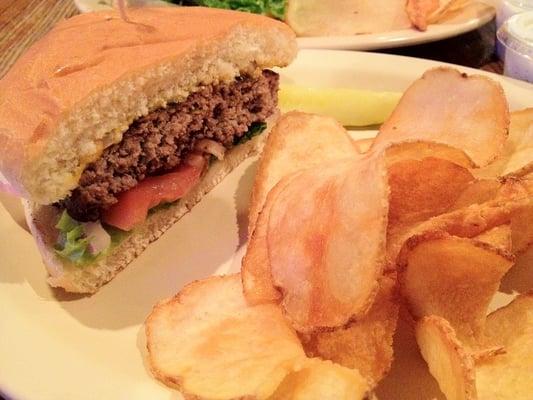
[0,7,297,293]
[0,7,296,204]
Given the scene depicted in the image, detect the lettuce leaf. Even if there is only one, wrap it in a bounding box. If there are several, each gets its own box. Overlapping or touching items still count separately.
[234,121,267,145]
[169,0,286,19]
[55,212,94,265]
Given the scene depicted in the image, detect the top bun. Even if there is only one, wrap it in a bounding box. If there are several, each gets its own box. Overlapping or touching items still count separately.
[0,7,296,204]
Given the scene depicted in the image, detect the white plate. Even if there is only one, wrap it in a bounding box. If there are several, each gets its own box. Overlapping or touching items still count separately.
[74,0,495,50]
[0,51,532,400]
[74,0,171,13]
[297,2,496,50]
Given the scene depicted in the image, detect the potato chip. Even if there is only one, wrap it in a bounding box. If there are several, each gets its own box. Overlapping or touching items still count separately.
[385,141,475,169]
[387,179,530,269]
[351,137,374,154]
[500,244,533,294]
[417,295,533,400]
[399,232,514,345]
[450,180,502,210]
[502,108,533,177]
[509,201,533,254]
[268,155,389,332]
[376,307,450,400]
[484,293,533,347]
[385,144,476,233]
[242,174,298,305]
[300,273,399,386]
[451,180,533,254]
[405,0,440,30]
[285,0,413,36]
[477,293,533,399]
[268,358,371,400]
[473,224,512,252]
[248,111,358,235]
[471,346,505,364]
[372,68,509,167]
[416,315,477,400]
[406,0,471,31]
[477,108,533,178]
[427,0,472,23]
[388,157,475,226]
[145,274,306,399]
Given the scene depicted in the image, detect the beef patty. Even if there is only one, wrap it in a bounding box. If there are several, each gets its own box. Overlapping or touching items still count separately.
[63,70,279,221]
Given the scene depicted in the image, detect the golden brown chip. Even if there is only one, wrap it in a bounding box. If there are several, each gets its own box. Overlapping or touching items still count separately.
[399,231,514,345]
[145,274,306,400]
[388,157,475,226]
[351,137,374,154]
[387,179,530,270]
[510,201,533,254]
[268,155,389,332]
[385,141,475,169]
[503,108,533,176]
[500,243,533,294]
[405,0,440,30]
[484,293,533,347]
[451,179,533,255]
[285,0,412,36]
[502,108,533,177]
[416,315,477,400]
[450,180,502,210]
[248,111,357,235]
[372,68,509,167]
[268,358,371,400]
[477,108,533,178]
[477,293,533,399]
[376,307,452,399]
[427,0,472,23]
[416,295,533,400]
[300,273,399,386]
[242,174,299,305]
[473,224,512,252]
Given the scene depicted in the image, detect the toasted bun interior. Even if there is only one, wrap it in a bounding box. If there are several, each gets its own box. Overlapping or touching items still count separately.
[0,7,296,204]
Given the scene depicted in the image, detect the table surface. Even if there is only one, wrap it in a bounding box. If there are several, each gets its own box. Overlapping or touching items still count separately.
[0,1,503,400]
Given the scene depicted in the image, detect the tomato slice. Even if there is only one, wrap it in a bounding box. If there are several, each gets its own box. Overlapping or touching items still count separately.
[103,157,206,231]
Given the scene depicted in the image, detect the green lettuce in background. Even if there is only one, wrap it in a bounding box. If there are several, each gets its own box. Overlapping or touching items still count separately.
[169,0,286,19]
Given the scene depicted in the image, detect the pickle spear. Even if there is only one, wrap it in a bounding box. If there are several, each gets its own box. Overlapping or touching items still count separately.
[279,85,401,127]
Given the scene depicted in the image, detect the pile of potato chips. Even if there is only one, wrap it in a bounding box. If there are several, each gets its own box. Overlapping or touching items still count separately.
[145,67,532,399]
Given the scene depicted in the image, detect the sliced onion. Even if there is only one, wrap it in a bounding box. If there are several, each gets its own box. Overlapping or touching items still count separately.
[0,181,18,196]
[194,139,226,160]
[185,153,208,169]
[83,221,111,256]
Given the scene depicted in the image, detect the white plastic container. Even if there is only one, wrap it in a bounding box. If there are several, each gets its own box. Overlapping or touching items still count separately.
[497,11,533,82]
[497,0,533,29]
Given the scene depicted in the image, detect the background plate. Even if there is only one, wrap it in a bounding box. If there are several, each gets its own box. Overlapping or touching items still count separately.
[74,0,495,50]
[1,50,532,400]
[297,1,495,50]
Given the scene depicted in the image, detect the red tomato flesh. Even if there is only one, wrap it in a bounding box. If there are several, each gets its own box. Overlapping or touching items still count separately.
[103,159,206,231]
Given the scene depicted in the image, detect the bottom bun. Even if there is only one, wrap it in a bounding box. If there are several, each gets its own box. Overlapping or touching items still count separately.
[24,125,270,294]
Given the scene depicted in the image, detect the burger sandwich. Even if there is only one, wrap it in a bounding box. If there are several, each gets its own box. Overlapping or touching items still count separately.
[0,7,297,293]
